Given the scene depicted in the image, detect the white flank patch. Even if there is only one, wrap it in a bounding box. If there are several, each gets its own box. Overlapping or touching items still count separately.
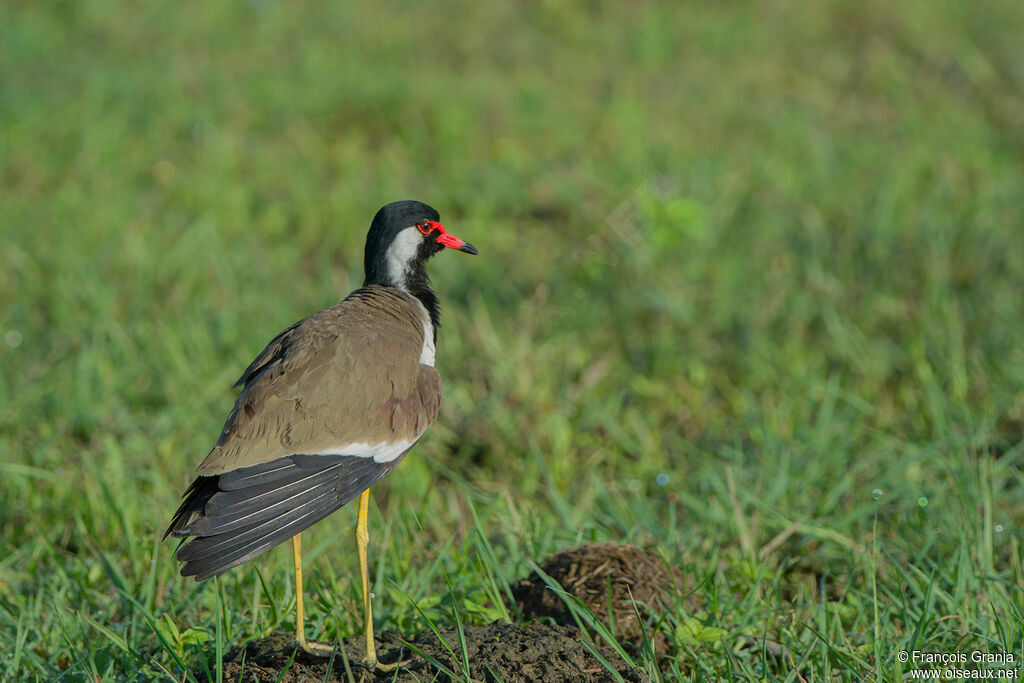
[385,227,422,291]
[311,439,415,464]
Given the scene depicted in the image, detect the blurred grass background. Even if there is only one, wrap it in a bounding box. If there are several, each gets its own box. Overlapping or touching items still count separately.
[2,0,1023,679]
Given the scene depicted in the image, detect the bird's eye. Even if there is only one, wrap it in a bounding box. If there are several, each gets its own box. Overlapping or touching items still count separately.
[416,222,433,235]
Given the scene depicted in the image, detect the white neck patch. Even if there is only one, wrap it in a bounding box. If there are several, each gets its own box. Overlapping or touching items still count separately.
[385,228,436,366]
[415,300,436,366]
[385,227,422,291]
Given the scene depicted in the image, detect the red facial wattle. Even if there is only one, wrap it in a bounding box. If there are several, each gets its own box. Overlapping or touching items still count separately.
[417,221,478,255]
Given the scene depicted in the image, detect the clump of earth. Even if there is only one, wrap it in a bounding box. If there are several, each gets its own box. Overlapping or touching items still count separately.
[202,542,684,682]
[513,542,690,657]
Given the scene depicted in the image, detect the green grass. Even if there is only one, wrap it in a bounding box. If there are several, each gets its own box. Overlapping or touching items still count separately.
[3,0,1024,679]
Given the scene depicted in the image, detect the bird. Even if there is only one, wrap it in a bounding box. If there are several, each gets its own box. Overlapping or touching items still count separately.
[164,200,477,669]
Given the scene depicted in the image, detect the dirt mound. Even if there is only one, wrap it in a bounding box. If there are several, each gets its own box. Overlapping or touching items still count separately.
[512,542,689,655]
[209,622,648,682]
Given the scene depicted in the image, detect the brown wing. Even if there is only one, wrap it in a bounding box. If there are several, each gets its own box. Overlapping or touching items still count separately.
[196,285,442,476]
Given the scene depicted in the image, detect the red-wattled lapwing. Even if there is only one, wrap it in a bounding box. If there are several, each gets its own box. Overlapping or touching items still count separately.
[164,200,476,669]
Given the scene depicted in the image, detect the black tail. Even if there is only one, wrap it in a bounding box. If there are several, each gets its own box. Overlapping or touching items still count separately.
[164,454,400,581]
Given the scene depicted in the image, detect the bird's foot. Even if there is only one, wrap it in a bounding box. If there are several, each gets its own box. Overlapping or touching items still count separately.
[362,654,409,672]
[296,636,336,657]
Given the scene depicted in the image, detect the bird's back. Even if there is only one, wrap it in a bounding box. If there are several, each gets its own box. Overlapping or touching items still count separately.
[199,285,441,475]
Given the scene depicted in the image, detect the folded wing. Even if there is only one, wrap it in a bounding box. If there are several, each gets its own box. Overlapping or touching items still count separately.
[165,287,443,579]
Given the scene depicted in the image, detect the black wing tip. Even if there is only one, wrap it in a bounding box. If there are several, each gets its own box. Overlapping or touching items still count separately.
[164,454,396,581]
[178,556,238,582]
[163,475,220,541]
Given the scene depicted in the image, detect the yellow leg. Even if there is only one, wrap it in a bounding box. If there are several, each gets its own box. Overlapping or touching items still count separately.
[356,489,378,668]
[356,489,405,671]
[293,534,304,643]
[292,533,333,656]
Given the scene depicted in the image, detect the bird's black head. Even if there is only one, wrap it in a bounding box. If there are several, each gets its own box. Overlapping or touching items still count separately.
[363,201,477,290]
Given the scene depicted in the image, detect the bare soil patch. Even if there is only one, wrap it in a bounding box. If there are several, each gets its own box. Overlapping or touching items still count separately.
[207,622,647,682]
